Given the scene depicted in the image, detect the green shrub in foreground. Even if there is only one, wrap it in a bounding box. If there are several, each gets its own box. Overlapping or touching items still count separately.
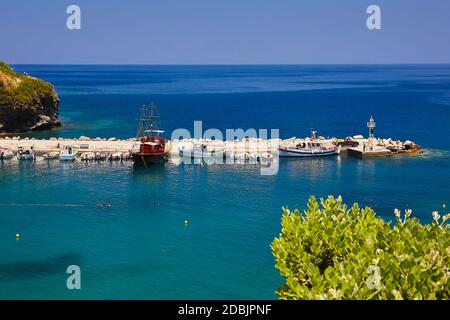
[271,196,450,300]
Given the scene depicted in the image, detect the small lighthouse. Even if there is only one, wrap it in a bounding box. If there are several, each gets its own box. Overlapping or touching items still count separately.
[367,116,376,139]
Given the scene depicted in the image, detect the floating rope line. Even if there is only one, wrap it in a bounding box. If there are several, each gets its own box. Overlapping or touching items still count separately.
[0,203,85,207]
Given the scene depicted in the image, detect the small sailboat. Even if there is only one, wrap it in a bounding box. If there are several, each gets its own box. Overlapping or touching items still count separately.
[59,146,77,161]
[279,131,341,158]
[17,146,35,161]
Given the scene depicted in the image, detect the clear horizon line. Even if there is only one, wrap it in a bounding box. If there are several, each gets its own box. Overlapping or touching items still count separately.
[7,62,450,66]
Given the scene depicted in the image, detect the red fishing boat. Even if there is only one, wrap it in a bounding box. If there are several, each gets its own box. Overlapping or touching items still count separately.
[131,102,167,166]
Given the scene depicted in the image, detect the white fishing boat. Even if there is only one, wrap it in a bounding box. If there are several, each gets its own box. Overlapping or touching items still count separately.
[279,131,341,158]
[260,152,274,162]
[122,152,131,160]
[180,144,217,159]
[95,152,109,161]
[178,145,189,158]
[59,146,77,161]
[80,152,95,161]
[17,146,35,161]
[237,152,250,162]
[0,148,14,160]
[109,152,123,161]
[43,151,59,160]
[248,152,259,163]
[225,151,237,161]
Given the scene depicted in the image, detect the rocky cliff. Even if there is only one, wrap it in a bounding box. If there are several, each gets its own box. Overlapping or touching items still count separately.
[0,61,61,133]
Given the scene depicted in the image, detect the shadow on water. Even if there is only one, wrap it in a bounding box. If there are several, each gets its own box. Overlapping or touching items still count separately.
[17,160,36,171]
[0,254,81,279]
[131,163,166,182]
[279,156,340,171]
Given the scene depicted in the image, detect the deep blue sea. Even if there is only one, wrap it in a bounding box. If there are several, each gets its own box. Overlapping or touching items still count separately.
[1,65,450,299]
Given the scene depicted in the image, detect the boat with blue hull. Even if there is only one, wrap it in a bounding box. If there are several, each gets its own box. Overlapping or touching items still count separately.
[16,146,35,161]
[59,146,77,161]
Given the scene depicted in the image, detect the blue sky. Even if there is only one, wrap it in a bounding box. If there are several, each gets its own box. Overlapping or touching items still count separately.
[1,0,449,64]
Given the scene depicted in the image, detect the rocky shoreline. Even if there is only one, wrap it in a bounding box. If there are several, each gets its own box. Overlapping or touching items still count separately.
[0,61,61,133]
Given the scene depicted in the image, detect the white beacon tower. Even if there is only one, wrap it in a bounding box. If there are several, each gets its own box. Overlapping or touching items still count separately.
[367,116,376,139]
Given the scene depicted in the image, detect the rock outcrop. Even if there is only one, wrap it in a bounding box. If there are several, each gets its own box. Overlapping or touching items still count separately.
[0,61,61,133]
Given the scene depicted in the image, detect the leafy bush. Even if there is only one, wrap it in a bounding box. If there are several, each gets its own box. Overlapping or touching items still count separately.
[271,196,450,300]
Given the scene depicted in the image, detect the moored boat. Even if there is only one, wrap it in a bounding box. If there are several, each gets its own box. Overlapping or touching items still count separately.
[109,152,123,161]
[95,152,109,161]
[178,143,219,159]
[279,131,341,158]
[43,151,60,160]
[81,152,95,161]
[0,148,14,160]
[59,146,77,161]
[260,152,273,162]
[131,102,167,166]
[17,146,35,161]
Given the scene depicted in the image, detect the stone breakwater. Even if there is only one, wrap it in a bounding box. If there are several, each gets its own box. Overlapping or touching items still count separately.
[0,136,137,156]
[0,135,422,158]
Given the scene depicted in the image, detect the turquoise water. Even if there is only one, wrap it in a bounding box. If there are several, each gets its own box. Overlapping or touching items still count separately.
[1,65,450,299]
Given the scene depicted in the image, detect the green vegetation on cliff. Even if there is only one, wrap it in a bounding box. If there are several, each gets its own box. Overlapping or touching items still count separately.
[272,196,450,300]
[0,61,55,105]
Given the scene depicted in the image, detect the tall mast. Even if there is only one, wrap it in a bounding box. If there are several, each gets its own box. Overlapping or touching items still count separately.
[136,102,163,138]
[136,104,146,138]
[149,102,156,134]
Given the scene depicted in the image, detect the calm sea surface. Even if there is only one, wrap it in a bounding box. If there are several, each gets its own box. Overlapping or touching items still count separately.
[1,65,449,299]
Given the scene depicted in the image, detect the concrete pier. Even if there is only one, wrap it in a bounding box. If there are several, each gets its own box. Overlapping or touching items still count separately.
[347,147,392,159]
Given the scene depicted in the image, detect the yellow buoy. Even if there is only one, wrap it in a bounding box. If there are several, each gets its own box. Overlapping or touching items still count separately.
[184,219,188,225]
[16,233,20,240]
